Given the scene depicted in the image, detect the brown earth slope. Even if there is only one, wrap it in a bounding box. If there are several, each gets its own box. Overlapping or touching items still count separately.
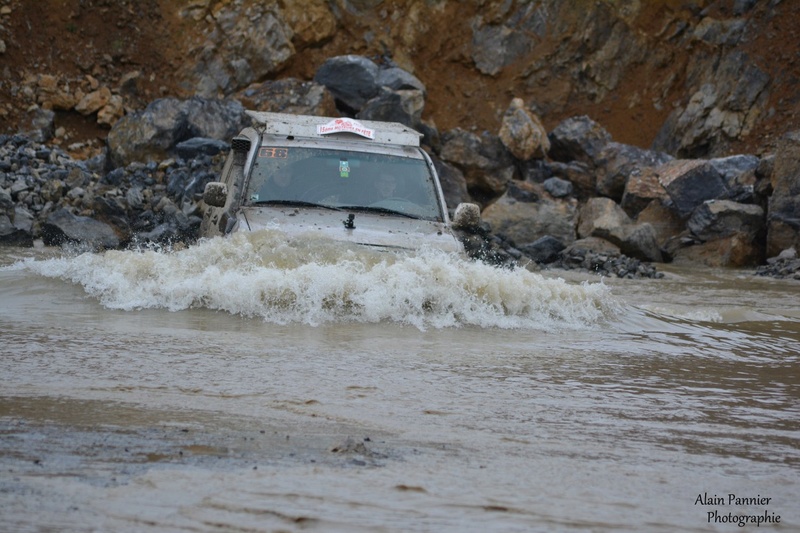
[1,0,799,157]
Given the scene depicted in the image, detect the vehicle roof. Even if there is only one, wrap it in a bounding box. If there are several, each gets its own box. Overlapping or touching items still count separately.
[246,111,423,147]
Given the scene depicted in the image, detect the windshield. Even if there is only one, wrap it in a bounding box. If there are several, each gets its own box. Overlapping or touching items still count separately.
[244,146,444,221]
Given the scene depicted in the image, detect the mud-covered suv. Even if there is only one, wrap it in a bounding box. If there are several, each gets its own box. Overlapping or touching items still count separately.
[200,111,479,253]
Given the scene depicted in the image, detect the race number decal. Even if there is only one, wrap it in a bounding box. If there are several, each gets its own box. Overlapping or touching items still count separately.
[258,148,288,158]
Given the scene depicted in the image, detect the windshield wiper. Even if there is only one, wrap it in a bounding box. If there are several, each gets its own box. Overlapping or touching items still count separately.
[338,205,421,219]
[251,200,341,211]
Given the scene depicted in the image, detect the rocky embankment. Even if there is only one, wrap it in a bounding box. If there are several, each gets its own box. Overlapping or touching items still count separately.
[2,54,799,280]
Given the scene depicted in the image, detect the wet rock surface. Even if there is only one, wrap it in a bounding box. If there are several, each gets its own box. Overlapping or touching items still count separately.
[0,132,226,250]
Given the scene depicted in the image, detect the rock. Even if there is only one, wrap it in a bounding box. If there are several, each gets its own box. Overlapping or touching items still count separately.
[471,14,535,76]
[756,247,800,278]
[498,98,549,160]
[620,223,663,263]
[180,3,295,96]
[451,202,481,230]
[280,0,337,48]
[184,97,246,142]
[692,17,747,47]
[236,78,336,116]
[621,168,668,217]
[376,67,426,94]
[577,197,662,262]
[430,156,471,210]
[107,98,188,168]
[107,97,244,168]
[708,154,759,203]
[519,235,565,264]
[657,159,728,218]
[766,131,800,257]
[543,177,572,198]
[0,206,34,246]
[548,161,594,200]
[653,51,770,158]
[482,181,577,248]
[36,74,80,110]
[687,200,764,242]
[440,128,516,201]
[577,197,628,240]
[547,116,612,167]
[636,201,685,248]
[75,86,112,116]
[595,142,673,202]
[97,94,125,127]
[552,236,661,278]
[314,55,380,113]
[357,87,425,128]
[518,159,552,183]
[41,208,120,250]
[313,56,427,121]
[21,108,55,143]
[774,247,798,261]
[672,233,763,267]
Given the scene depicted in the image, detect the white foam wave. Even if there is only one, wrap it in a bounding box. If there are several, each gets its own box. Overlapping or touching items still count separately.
[19,231,620,330]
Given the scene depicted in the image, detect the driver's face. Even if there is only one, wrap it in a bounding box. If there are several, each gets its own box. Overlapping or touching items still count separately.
[376,175,396,197]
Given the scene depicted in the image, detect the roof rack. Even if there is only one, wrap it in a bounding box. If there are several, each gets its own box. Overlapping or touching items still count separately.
[246,111,422,147]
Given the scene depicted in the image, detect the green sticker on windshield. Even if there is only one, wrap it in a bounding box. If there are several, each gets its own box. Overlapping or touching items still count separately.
[339,159,350,178]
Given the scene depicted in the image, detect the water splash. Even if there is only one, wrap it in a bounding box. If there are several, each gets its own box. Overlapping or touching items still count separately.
[19,231,620,330]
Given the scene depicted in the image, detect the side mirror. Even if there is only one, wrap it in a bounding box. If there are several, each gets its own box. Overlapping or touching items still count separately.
[452,202,481,230]
[203,182,228,208]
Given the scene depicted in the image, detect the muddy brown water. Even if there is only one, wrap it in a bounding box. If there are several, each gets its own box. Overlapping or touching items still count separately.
[1,235,798,532]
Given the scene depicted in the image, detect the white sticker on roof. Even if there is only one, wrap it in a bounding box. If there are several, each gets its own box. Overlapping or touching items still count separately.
[316,118,375,139]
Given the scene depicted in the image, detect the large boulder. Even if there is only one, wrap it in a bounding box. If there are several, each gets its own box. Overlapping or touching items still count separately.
[236,78,336,116]
[481,181,577,248]
[107,97,245,168]
[657,159,729,218]
[687,199,765,242]
[0,206,34,246]
[635,201,685,249]
[439,128,516,202]
[766,131,800,257]
[498,98,549,161]
[621,168,668,218]
[314,55,381,113]
[314,55,428,123]
[41,208,120,250]
[595,142,673,202]
[577,197,662,262]
[547,161,595,200]
[547,115,612,167]
[357,87,425,129]
[708,154,759,199]
[672,233,763,267]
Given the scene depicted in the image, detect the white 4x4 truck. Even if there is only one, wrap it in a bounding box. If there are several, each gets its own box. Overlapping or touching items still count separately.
[200,111,481,253]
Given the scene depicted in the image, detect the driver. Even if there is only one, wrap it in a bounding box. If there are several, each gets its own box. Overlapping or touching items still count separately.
[256,167,297,201]
[375,173,398,200]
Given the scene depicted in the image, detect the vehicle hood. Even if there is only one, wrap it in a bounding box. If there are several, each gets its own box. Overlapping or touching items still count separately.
[234,206,464,253]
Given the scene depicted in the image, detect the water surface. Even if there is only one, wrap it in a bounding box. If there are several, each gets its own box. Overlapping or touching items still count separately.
[1,235,798,532]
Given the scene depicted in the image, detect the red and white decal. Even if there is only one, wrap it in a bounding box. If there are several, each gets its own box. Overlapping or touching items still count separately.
[316,118,375,139]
